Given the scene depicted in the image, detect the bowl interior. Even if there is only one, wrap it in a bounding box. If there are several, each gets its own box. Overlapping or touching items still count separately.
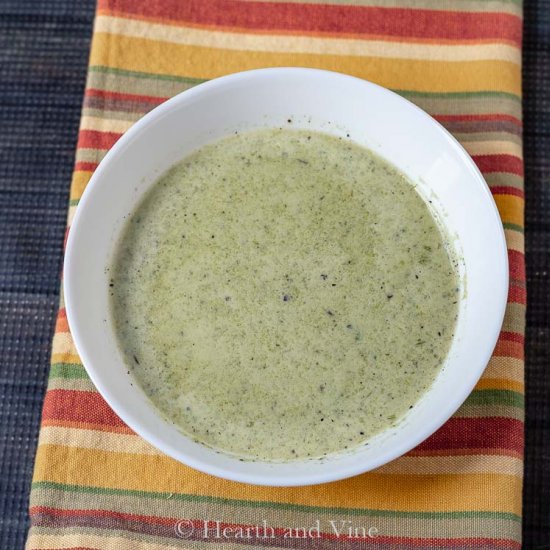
[64,68,508,486]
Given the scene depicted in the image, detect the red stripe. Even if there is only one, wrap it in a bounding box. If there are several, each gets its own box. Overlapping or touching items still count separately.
[30,506,178,526]
[63,227,70,251]
[472,154,524,177]
[499,331,524,345]
[434,113,522,126]
[78,130,122,150]
[508,284,526,305]
[493,339,524,361]
[490,186,524,198]
[86,88,166,105]
[417,417,523,453]
[509,249,526,282]
[42,390,126,429]
[99,0,522,45]
[74,161,98,172]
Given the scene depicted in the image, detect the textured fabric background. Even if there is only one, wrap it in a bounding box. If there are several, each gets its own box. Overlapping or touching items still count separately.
[29,1,527,548]
[0,0,547,548]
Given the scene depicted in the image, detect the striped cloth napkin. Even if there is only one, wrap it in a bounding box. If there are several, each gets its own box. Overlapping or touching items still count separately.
[27,1,525,548]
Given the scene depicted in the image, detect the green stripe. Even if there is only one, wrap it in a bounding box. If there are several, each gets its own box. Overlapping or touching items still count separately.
[49,363,87,380]
[503,222,524,233]
[89,65,206,86]
[31,481,521,522]
[396,90,521,104]
[89,66,521,104]
[467,389,524,409]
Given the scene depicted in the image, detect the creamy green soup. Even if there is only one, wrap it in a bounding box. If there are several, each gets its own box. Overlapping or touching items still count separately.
[110,128,459,461]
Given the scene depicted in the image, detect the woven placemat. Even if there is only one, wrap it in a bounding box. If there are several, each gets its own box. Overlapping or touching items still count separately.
[0,1,94,548]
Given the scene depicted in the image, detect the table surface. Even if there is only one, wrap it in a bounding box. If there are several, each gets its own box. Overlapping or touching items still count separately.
[0,0,548,547]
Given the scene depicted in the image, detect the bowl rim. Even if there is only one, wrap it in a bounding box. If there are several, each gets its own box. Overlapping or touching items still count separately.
[64,67,509,486]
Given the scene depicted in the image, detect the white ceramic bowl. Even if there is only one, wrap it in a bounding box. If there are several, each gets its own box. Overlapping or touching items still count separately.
[64,68,508,486]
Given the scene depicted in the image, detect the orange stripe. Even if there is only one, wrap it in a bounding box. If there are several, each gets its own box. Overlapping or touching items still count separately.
[475,378,523,393]
[55,316,69,333]
[495,195,524,226]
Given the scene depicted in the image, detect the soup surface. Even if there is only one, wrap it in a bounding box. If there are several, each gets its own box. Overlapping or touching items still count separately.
[110,128,459,461]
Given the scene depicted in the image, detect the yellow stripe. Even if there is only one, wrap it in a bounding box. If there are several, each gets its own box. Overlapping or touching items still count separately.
[483,356,524,383]
[462,140,522,158]
[75,147,107,165]
[80,115,134,134]
[502,303,527,335]
[90,33,521,95]
[475,378,524,393]
[70,171,93,201]
[52,333,79,358]
[457,404,523,421]
[504,228,524,253]
[83,106,144,122]
[51,353,81,366]
[376,454,522,476]
[33,444,522,514]
[494,195,523,226]
[47,378,96,392]
[27,533,183,550]
[67,205,78,227]
[40,426,160,456]
[95,15,521,64]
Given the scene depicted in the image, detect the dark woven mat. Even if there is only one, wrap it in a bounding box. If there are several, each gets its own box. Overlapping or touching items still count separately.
[523,0,550,547]
[0,1,95,548]
[0,0,547,548]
